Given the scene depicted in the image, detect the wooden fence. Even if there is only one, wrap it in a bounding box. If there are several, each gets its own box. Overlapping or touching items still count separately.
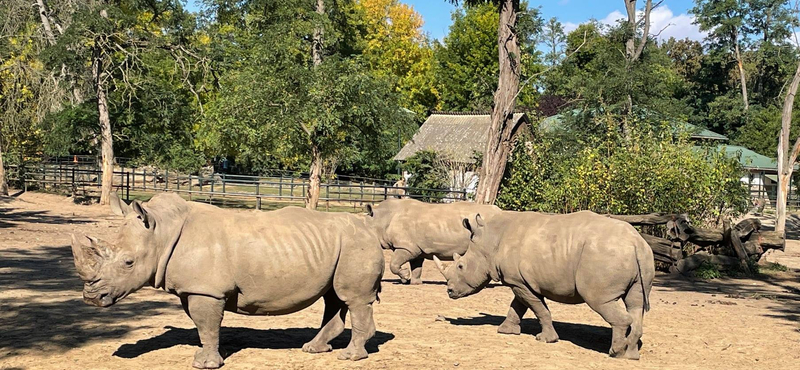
[6,164,468,209]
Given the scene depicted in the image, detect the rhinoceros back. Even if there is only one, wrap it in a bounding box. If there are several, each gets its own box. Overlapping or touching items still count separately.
[166,206,358,315]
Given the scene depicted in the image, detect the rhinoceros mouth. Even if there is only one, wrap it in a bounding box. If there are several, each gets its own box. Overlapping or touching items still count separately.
[83,291,117,307]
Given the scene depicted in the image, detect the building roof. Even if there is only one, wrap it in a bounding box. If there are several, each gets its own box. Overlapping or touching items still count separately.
[540,112,729,141]
[394,112,529,163]
[710,145,781,172]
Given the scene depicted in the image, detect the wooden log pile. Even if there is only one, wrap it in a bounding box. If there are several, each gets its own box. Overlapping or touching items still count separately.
[606,213,785,274]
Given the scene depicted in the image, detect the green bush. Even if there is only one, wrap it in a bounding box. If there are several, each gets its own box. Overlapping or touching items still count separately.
[694,261,722,279]
[497,115,749,223]
[401,150,450,202]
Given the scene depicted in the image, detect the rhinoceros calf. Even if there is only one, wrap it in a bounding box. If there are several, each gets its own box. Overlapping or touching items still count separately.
[434,211,655,360]
[365,198,501,284]
[70,193,384,368]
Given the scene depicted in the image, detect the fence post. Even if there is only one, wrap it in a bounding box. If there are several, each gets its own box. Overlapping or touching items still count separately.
[279,175,283,197]
[188,175,193,201]
[256,181,261,210]
[71,168,76,198]
[165,170,169,191]
[126,172,130,201]
[383,186,388,200]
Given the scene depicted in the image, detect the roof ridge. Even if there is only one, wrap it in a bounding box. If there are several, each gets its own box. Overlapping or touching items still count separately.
[430,111,527,116]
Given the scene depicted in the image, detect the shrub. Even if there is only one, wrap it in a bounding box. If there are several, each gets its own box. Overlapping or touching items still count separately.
[497,115,749,223]
[401,150,450,202]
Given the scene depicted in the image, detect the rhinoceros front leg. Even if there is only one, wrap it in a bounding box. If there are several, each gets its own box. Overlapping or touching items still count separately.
[303,290,349,354]
[409,256,425,285]
[337,303,376,361]
[498,296,528,335]
[511,287,559,343]
[183,294,226,369]
[389,248,418,284]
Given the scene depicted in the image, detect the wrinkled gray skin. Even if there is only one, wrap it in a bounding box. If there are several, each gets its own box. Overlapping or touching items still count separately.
[71,193,384,368]
[434,211,655,360]
[365,198,501,284]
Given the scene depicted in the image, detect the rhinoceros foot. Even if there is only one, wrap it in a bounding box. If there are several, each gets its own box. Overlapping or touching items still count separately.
[497,321,521,335]
[535,330,559,343]
[337,347,368,361]
[302,341,333,354]
[192,348,224,369]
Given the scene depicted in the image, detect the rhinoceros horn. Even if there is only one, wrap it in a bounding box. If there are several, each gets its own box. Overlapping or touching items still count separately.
[433,255,446,277]
[70,234,109,281]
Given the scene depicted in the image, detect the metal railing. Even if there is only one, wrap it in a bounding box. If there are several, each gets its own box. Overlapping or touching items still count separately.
[6,164,468,209]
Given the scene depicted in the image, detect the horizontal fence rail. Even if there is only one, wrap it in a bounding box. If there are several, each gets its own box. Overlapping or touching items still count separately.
[6,164,468,210]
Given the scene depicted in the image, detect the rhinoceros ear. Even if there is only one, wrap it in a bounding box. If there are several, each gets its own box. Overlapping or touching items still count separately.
[453,253,462,263]
[366,204,374,217]
[110,192,133,217]
[462,217,472,232]
[131,200,153,229]
[475,213,485,227]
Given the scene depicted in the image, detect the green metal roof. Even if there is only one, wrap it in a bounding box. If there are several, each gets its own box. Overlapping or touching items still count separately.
[704,145,780,172]
[540,112,729,141]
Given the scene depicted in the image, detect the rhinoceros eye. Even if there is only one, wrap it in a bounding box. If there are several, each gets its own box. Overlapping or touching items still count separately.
[124,258,135,268]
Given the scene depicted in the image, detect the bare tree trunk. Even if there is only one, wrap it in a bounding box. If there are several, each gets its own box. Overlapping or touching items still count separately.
[0,139,8,196]
[306,145,322,210]
[312,0,325,67]
[776,60,800,235]
[35,0,57,46]
[94,48,114,205]
[474,0,521,205]
[303,0,325,210]
[734,41,750,111]
[623,0,653,129]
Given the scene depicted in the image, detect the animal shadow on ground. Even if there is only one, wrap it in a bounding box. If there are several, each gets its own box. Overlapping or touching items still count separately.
[0,207,92,228]
[113,326,395,360]
[0,246,175,359]
[446,313,611,354]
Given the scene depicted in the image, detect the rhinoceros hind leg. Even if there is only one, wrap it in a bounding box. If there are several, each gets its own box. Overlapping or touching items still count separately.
[185,295,226,369]
[303,290,348,354]
[622,286,645,360]
[409,256,425,285]
[585,299,633,358]
[497,297,527,335]
[511,287,559,342]
[337,304,375,361]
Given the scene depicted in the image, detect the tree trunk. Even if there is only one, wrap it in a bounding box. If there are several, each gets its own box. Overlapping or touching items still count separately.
[94,48,114,206]
[474,0,521,205]
[312,0,325,67]
[776,59,800,235]
[35,0,57,46]
[0,139,8,196]
[734,42,749,111]
[306,145,322,210]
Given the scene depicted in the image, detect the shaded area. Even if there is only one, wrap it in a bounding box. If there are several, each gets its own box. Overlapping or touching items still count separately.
[0,207,92,229]
[0,244,176,359]
[114,325,395,360]
[757,213,800,240]
[446,313,611,354]
[656,273,800,326]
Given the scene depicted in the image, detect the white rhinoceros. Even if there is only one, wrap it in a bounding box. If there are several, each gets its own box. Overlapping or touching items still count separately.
[434,210,655,360]
[365,198,501,284]
[71,193,384,368]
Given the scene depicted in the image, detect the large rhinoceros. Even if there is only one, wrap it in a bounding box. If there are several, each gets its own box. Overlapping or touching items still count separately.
[365,198,501,285]
[70,193,384,368]
[433,211,655,360]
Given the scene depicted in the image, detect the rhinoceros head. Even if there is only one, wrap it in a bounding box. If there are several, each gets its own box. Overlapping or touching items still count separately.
[433,214,493,299]
[71,193,162,307]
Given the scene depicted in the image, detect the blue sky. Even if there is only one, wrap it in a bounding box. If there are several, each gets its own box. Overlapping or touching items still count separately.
[185,0,704,41]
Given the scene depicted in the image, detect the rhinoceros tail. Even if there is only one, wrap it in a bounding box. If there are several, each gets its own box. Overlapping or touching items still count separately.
[633,241,651,312]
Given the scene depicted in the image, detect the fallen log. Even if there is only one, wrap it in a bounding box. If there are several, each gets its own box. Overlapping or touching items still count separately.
[640,233,682,264]
[606,213,686,226]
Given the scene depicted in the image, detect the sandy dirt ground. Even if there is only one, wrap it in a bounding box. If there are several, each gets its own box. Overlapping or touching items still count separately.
[1,191,800,370]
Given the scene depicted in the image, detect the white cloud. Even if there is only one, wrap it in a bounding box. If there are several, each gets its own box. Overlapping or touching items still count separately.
[594,5,707,42]
[563,21,579,34]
